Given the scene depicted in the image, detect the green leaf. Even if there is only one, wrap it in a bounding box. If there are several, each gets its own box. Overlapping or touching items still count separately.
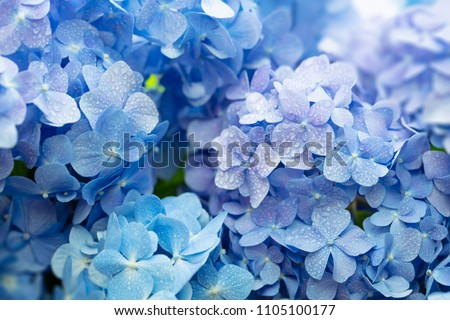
[153,168,185,198]
[11,160,33,178]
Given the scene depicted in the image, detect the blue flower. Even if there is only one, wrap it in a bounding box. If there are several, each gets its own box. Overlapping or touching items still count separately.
[213,126,280,208]
[286,174,351,223]
[418,214,448,263]
[54,257,105,300]
[247,7,303,68]
[371,228,422,282]
[324,127,392,187]
[5,197,67,267]
[0,56,40,149]
[0,249,43,299]
[0,0,52,55]
[80,61,159,134]
[27,61,80,126]
[370,271,413,299]
[426,253,450,295]
[191,262,254,300]
[286,210,373,283]
[244,244,284,287]
[5,163,80,202]
[237,197,297,247]
[423,150,450,217]
[51,225,99,284]
[93,213,175,300]
[136,0,190,46]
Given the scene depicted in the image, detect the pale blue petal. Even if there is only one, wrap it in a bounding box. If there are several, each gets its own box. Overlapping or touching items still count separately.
[71,131,108,177]
[107,269,153,300]
[306,273,338,300]
[434,267,450,286]
[260,261,280,285]
[239,227,271,247]
[335,226,373,256]
[93,249,127,276]
[151,216,189,256]
[305,246,330,280]
[285,221,326,252]
[216,265,253,300]
[120,223,154,261]
[201,0,234,19]
[123,92,159,134]
[34,91,80,126]
[331,247,356,283]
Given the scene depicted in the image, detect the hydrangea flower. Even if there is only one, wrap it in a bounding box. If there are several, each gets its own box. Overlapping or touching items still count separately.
[0,0,52,55]
[324,127,392,187]
[27,61,80,127]
[213,126,280,208]
[0,56,40,149]
[191,262,254,300]
[286,210,373,283]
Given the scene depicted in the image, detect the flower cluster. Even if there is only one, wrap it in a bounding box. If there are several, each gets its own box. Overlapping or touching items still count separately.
[187,52,450,299]
[323,0,450,152]
[1,0,450,301]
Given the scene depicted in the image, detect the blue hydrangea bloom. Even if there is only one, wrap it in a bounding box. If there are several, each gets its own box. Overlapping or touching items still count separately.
[286,210,373,283]
[0,0,52,55]
[191,262,254,300]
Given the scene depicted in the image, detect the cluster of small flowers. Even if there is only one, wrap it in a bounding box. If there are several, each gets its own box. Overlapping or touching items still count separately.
[0,0,449,301]
[187,46,450,299]
[323,0,450,152]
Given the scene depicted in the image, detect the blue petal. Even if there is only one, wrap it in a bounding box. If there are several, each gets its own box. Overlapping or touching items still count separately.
[260,261,280,285]
[393,228,421,262]
[107,269,153,300]
[105,214,122,250]
[93,249,127,276]
[186,13,236,59]
[0,117,18,149]
[123,92,159,134]
[370,209,395,227]
[216,265,254,300]
[201,0,234,19]
[331,247,356,283]
[0,150,13,181]
[434,267,450,286]
[41,135,73,165]
[138,255,176,293]
[246,170,270,208]
[239,227,271,247]
[305,246,330,280]
[151,216,189,256]
[33,91,81,127]
[353,158,389,187]
[120,222,155,261]
[335,226,373,256]
[285,221,326,252]
[34,164,80,195]
[197,261,218,289]
[135,195,165,226]
[306,272,338,300]
[323,153,352,184]
[308,100,334,126]
[71,131,108,177]
[215,167,245,190]
[423,151,450,179]
[228,11,261,49]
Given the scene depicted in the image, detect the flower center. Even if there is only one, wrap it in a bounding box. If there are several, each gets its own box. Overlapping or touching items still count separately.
[16,12,26,22]
[2,275,18,290]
